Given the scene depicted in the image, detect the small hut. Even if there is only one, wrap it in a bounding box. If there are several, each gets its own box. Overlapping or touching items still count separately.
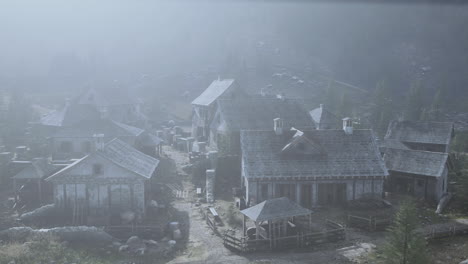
[240,197,312,248]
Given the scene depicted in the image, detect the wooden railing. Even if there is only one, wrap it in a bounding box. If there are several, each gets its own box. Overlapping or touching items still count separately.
[223,220,345,253]
[347,214,392,231]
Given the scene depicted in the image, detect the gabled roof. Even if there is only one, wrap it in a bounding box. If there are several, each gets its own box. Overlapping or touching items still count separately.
[241,129,388,179]
[241,197,312,222]
[77,87,141,107]
[51,119,144,138]
[309,104,341,130]
[378,139,410,152]
[384,148,448,177]
[13,159,57,180]
[191,79,236,106]
[39,103,101,127]
[46,139,159,181]
[385,120,454,146]
[214,98,313,132]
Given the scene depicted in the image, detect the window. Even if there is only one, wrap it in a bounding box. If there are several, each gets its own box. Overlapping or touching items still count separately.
[59,141,73,153]
[93,164,103,175]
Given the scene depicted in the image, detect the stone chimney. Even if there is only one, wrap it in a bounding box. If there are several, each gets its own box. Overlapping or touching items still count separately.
[274,118,283,135]
[342,117,353,135]
[93,134,105,151]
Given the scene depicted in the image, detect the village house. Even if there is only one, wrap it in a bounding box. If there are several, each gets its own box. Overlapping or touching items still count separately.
[384,120,455,153]
[191,79,244,141]
[209,97,313,154]
[240,118,388,207]
[380,120,454,202]
[49,118,145,161]
[45,137,159,225]
[383,148,449,202]
[76,87,148,127]
[309,104,341,130]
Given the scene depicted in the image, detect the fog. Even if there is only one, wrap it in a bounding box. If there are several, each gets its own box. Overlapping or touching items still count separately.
[1,1,467,99]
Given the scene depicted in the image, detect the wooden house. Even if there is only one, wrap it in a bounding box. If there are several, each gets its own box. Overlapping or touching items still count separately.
[49,119,145,161]
[45,138,159,224]
[240,119,388,207]
[191,79,243,141]
[209,97,313,155]
[383,148,448,202]
[385,120,454,153]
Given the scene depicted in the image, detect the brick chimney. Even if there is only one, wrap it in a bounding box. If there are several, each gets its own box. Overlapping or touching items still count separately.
[274,118,283,135]
[342,117,353,135]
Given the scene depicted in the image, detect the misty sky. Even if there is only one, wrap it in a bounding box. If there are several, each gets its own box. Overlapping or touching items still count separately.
[1,1,467,95]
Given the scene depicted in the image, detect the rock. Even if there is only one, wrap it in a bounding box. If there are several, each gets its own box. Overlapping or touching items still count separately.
[168,240,177,247]
[135,247,146,256]
[126,236,142,245]
[144,240,158,247]
[459,260,468,264]
[169,222,179,231]
[119,245,129,252]
[112,241,122,247]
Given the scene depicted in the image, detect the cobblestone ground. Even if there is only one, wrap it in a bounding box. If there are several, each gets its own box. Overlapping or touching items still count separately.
[163,146,355,264]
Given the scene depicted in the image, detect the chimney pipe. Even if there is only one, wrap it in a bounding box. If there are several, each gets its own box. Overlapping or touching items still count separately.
[274,118,283,135]
[342,117,353,135]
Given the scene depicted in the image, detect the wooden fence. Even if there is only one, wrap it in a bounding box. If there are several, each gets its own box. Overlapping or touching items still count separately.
[103,225,164,240]
[223,220,345,253]
[424,224,468,241]
[347,214,392,231]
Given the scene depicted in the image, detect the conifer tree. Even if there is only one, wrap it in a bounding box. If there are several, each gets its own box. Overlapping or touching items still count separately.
[404,80,424,121]
[381,199,429,264]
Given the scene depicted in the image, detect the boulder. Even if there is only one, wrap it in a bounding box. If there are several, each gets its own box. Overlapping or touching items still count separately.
[119,245,129,252]
[459,260,468,264]
[19,204,55,223]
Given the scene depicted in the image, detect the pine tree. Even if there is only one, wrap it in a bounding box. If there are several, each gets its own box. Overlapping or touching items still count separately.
[381,199,429,264]
[371,80,394,136]
[404,80,424,121]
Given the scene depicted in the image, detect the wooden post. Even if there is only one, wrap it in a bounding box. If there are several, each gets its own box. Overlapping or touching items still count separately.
[13,179,17,204]
[243,214,246,237]
[255,221,260,240]
[38,179,42,205]
[309,213,312,232]
[269,220,272,249]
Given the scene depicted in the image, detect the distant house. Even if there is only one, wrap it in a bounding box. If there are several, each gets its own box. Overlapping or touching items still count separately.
[210,97,313,154]
[49,119,145,160]
[76,87,148,127]
[46,138,159,224]
[309,104,341,130]
[32,100,101,138]
[191,79,243,141]
[385,120,454,153]
[240,119,388,207]
[383,148,449,202]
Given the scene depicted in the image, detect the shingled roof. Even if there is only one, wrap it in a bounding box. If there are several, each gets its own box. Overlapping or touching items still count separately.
[384,148,448,177]
[39,103,101,127]
[191,79,236,106]
[13,159,58,180]
[385,120,454,146]
[214,98,313,132]
[241,129,388,179]
[47,138,159,180]
[241,197,312,222]
[51,119,144,138]
[309,104,341,129]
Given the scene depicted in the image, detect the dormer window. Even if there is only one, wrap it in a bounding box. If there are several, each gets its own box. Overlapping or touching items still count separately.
[93,164,103,175]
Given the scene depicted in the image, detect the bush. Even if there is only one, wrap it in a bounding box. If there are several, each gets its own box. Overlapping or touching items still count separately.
[0,233,113,264]
[226,204,243,228]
